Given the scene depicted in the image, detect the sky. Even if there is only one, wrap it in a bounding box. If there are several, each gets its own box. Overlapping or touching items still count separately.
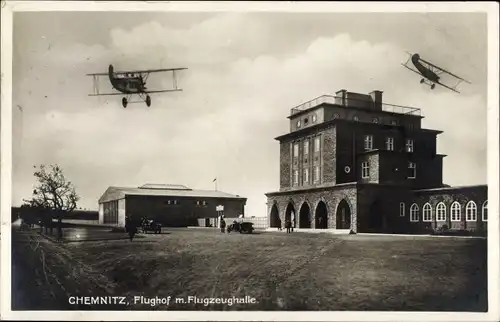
[11,11,488,216]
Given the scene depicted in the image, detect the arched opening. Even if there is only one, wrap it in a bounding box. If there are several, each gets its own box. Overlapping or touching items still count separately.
[285,203,296,228]
[270,204,281,228]
[336,199,351,230]
[315,201,328,229]
[299,202,311,228]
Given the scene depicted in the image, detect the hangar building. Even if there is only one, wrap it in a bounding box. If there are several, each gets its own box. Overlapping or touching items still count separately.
[265,90,488,235]
[98,184,247,227]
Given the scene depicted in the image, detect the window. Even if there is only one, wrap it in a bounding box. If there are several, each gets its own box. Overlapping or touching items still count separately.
[167,200,172,205]
[361,162,370,179]
[304,140,309,156]
[293,170,299,185]
[364,135,373,150]
[451,202,461,221]
[386,137,394,151]
[466,201,477,222]
[202,201,207,206]
[312,114,317,123]
[296,120,301,128]
[313,166,320,183]
[405,139,414,152]
[333,113,340,119]
[482,201,488,221]
[293,143,299,158]
[304,117,309,125]
[423,203,432,222]
[304,168,309,184]
[353,115,359,121]
[408,162,416,179]
[372,117,379,123]
[196,201,201,206]
[410,203,419,222]
[314,137,320,153]
[391,120,398,125]
[399,202,405,217]
[436,202,446,221]
[408,123,414,130]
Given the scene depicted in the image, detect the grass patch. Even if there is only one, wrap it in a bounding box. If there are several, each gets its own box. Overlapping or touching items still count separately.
[13,228,487,311]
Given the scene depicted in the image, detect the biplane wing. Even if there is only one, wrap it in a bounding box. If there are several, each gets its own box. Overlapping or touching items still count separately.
[113,67,188,75]
[434,81,461,94]
[86,67,188,77]
[417,57,471,84]
[88,89,182,97]
[401,63,422,76]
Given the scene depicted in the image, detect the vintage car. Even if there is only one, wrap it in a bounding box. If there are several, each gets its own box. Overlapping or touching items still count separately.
[227,221,254,234]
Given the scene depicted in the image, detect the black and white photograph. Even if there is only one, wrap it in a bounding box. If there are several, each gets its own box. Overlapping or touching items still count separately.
[1,1,499,321]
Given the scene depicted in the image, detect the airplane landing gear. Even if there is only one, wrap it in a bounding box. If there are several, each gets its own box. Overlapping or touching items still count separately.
[420,78,425,84]
[146,95,151,107]
[431,84,436,90]
[122,97,128,108]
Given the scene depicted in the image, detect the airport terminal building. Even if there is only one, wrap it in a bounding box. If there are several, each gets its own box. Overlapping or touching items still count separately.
[98,184,247,227]
[265,90,488,235]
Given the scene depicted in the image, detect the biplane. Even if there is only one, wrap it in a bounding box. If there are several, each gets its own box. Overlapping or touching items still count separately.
[401,52,471,93]
[87,65,187,108]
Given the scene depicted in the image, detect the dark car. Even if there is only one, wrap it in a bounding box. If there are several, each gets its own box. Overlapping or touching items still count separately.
[227,221,254,234]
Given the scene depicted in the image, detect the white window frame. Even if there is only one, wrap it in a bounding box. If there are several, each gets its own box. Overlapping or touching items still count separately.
[436,202,446,221]
[314,137,320,153]
[297,120,301,128]
[408,162,416,179]
[465,201,477,222]
[399,202,405,217]
[406,139,414,152]
[293,170,299,185]
[364,135,373,150]
[361,162,370,179]
[410,203,419,222]
[304,140,309,156]
[450,201,461,222]
[313,166,320,183]
[482,201,488,222]
[423,203,432,222]
[386,137,394,151]
[304,168,309,184]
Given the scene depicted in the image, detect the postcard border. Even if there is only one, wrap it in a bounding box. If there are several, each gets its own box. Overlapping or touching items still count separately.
[1,1,498,321]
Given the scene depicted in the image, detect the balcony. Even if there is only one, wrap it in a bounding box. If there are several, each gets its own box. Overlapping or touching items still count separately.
[290,95,421,117]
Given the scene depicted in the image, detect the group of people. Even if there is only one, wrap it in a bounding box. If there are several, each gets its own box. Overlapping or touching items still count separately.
[218,215,244,233]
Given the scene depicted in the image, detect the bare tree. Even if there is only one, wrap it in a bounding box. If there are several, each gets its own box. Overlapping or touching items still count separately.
[23,164,80,235]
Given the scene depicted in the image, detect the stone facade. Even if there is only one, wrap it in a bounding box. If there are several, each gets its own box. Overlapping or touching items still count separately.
[266,91,488,235]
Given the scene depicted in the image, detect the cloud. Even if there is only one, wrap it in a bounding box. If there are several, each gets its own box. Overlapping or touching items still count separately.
[12,13,487,216]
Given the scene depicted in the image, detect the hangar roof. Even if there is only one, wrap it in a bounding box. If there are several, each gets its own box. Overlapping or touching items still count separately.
[98,185,246,204]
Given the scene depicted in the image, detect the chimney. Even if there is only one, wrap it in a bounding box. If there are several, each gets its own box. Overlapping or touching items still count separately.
[369,90,383,110]
[335,89,347,106]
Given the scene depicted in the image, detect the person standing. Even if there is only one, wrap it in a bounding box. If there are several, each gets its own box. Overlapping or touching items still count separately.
[220,217,226,233]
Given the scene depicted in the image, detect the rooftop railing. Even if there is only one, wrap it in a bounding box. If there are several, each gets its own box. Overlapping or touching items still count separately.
[290,95,421,117]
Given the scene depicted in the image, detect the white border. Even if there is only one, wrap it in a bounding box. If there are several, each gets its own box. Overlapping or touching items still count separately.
[1,1,498,321]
